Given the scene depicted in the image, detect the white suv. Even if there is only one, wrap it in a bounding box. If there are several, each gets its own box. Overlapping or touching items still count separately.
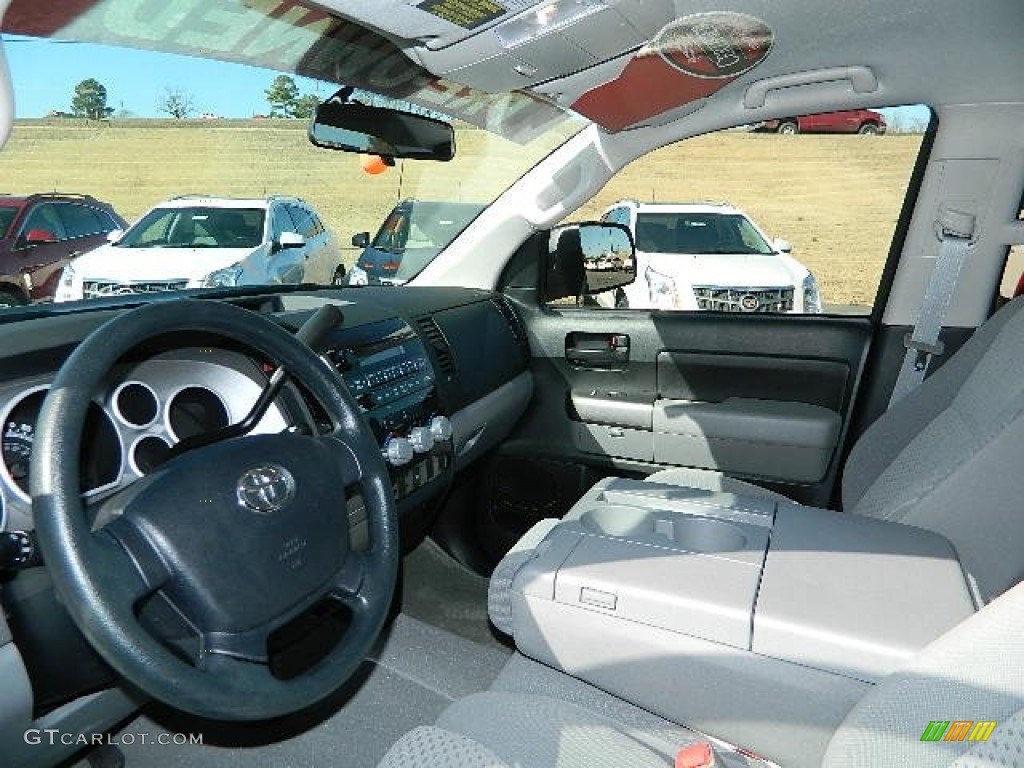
[55,195,343,302]
[600,201,822,314]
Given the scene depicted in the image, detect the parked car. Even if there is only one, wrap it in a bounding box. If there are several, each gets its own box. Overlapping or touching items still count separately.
[347,199,486,285]
[0,192,126,307]
[54,195,343,302]
[599,200,821,313]
[754,109,887,135]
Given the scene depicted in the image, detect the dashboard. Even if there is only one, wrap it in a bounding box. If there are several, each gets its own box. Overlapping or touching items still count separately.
[0,286,533,543]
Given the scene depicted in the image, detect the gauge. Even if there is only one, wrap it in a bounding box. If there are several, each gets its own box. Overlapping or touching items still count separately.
[1,388,122,499]
[2,390,44,495]
[2,426,33,493]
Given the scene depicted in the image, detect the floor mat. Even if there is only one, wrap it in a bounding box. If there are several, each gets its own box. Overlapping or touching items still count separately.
[70,615,510,768]
[401,538,510,650]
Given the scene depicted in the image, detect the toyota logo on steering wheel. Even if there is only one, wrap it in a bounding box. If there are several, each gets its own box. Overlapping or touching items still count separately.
[236,465,295,513]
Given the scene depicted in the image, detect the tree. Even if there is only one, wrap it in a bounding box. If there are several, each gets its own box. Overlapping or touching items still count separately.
[158,87,196,119]
[265,75,300,118]
[70,78,114,121]
[293,93,320,120]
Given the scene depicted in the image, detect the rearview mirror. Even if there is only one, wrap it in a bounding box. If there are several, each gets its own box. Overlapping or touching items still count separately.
[773,237,792,253]
[351,232,370,249]
[544,222,636,303]
[309,100,455,162]
[106,229,124,243]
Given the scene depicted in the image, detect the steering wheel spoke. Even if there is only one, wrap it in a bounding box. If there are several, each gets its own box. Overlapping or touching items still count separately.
[328,550,369,600]
[90,527,168,608]
[319,430,366,487]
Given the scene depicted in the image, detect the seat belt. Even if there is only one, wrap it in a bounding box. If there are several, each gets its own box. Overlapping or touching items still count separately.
[888,207,976,408]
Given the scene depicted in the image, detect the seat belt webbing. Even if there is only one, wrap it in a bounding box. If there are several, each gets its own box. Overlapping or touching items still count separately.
[888,207,975,409]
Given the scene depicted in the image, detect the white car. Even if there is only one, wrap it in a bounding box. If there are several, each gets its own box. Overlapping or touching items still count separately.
[600,201,822,313]
[54,195,343,302]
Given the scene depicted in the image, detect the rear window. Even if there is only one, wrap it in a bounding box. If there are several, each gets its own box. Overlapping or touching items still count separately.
[0,206,18,238]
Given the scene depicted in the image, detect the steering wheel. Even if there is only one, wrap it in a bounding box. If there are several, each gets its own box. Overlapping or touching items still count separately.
[30,299,399,721]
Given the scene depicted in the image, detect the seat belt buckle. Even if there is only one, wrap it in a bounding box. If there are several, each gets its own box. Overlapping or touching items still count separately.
[676,742,715,768]
[904,333,944,371]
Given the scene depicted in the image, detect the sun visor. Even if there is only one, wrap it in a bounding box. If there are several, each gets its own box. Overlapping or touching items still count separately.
[564,12,776,132]
[409,0,677,93]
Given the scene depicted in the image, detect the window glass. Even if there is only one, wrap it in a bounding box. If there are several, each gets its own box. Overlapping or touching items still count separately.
[568,110,930,315]
[272,206,298,237]
[58,204,107,238]
[601,207,630,227]
[20,203,65,240]
[0,206,18,238]
[286,205,316,239]
[372,210,409,252]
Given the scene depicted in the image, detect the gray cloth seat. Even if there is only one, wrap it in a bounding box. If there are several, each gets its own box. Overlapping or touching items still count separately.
[380,581,1024,768]
[649,296,1024,602]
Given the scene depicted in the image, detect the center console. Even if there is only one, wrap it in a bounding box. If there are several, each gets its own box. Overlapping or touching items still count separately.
[494,478,978,766]
[319,318,454,544]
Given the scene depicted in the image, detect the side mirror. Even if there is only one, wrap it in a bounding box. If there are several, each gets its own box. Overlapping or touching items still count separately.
[106,229,124,244]
[309,100,455,162]
[276,231,305,250]
[543,222,636,303]
[773,238,792,253]
[23,228,57,245]
[351,232,370,249]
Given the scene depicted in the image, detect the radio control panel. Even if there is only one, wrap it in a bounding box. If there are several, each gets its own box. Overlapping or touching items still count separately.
[320,318,452,501]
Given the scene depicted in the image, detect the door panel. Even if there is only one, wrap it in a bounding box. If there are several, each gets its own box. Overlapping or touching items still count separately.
[495,304,874,519]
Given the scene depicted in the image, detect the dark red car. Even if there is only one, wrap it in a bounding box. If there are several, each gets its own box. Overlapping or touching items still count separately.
[0,193,126,307]
[755,109,887,135]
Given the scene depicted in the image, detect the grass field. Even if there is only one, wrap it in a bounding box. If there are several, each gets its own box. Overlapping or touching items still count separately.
[0,119,925,307]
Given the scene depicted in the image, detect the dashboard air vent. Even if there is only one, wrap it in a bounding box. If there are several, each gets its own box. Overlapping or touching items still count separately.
[414,315,456,376]
[491,295,529,362]
[490,296,526,341]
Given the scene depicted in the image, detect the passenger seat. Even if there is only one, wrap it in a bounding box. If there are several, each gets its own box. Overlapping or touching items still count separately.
[647,296,1024,602]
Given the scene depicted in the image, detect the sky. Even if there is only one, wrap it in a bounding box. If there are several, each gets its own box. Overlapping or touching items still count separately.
[3,35,327,118]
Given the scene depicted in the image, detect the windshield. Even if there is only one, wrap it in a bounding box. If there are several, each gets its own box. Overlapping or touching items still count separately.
[635,213,775,255]
[0,206,17,238]
[118,207,266,250]
[0,34,584,306]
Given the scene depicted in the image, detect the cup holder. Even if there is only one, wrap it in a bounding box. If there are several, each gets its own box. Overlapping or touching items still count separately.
[581,505,747,553]
[669,517,747,553]
[581,505,655,537]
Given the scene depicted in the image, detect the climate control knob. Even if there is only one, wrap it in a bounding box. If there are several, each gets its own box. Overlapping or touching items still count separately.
[429,415,453,442]
[409,426,434,454]
[383,437,414,466]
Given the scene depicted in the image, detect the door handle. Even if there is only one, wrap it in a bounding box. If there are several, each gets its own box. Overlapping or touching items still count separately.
[565,333,630,368]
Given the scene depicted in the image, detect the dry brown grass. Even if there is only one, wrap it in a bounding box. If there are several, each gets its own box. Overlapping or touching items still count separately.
[0,120,923,306]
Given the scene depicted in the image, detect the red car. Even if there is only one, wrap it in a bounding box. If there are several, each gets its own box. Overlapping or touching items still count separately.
[0,192,126,308]
[755,109,887,135]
